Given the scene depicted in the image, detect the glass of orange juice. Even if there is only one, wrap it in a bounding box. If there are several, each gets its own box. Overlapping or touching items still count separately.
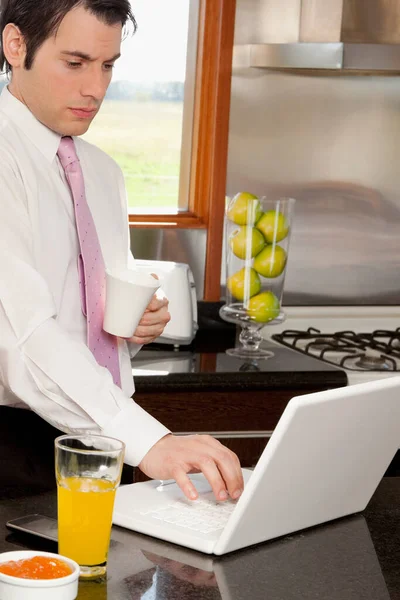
[55,434,125,580]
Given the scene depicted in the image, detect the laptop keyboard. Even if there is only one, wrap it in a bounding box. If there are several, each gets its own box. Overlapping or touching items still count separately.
[137,497,237,534]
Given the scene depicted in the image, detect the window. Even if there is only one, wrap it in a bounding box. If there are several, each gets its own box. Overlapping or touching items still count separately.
[83,0,199,215]
[85,0,237,301]
[1,1,236,299]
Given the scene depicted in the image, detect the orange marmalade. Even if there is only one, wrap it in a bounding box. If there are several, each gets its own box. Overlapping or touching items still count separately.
[0,556,73,579]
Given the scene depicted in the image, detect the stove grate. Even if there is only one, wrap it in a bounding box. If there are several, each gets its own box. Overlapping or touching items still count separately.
[272,328,400,372]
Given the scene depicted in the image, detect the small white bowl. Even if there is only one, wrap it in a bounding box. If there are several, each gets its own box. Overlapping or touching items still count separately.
[0,550,79,600]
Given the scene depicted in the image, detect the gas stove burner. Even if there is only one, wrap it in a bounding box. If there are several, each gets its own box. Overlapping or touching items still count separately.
[391,338,400,350]
[311,338,339,346]
[355,352,391,371]
[307,338,350,352]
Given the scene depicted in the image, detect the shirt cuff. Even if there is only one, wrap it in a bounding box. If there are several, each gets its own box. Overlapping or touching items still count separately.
[128,342,142,359]
[102,400,170,466]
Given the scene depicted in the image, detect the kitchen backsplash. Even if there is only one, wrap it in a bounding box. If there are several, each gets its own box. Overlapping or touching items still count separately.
[130,0,400,306]
[225,0,400,305]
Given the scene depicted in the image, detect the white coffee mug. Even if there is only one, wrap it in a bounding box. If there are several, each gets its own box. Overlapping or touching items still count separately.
[103,269,161,338]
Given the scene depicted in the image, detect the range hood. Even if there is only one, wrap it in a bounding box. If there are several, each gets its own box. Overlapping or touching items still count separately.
[234,43,400,74]
[234,0,400,74]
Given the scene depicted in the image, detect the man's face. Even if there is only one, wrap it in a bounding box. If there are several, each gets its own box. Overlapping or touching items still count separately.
[11,6,122,136]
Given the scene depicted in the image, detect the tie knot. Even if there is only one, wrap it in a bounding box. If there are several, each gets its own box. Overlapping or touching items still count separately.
[57,136,79,170]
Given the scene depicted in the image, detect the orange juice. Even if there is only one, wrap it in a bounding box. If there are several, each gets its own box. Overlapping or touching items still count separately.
[57,477,116,566]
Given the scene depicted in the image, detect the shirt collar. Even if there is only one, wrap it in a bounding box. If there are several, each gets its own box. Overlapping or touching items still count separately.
[0,85,62,163]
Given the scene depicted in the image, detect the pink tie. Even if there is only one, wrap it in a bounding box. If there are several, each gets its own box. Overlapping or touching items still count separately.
[57,137,121,387]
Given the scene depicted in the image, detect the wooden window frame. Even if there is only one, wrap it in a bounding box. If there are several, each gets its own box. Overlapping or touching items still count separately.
[129,0,236,300]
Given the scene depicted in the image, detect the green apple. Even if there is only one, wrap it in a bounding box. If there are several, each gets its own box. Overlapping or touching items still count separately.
[246,291,280,323]
[253,244,287,278]
[227,267,261,302]
[229,226,265,259]
[256,210,289,243]
[227,192,263,226]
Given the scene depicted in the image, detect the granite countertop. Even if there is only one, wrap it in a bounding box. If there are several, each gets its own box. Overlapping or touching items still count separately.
[0,478,399,599]
[132,303,348,392]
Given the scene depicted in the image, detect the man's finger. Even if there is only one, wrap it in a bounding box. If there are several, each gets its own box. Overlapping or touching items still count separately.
[171,466,199,500]
[135,322,165,336]
[192,455,230,501]
[198,436,244,499]
[145,295,169,313]
[139,309,170,328]
[214,453,243,500]
[130,335,157,345]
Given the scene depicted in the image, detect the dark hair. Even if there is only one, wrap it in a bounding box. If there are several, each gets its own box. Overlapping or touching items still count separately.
[0,0,137,74]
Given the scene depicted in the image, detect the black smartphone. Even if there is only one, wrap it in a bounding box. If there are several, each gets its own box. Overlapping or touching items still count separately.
[6,514,58,542]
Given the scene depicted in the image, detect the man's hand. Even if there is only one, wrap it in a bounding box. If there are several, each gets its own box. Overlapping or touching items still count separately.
[138,434,244,502]
[129,294,170,345]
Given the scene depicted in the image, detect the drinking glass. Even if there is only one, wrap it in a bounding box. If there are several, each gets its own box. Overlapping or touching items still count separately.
[55,434,125,580]
[220,195,295,359]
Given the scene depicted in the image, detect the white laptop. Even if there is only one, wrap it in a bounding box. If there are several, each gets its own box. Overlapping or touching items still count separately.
[113,376,400,555]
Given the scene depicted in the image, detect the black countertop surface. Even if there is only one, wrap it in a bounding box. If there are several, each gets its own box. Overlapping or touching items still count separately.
[132,303,348,391]
[132,345,348,391]
[0,478,399,599]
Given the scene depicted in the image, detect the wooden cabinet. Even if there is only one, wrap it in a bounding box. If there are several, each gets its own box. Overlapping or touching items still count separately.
[133,384,329,481]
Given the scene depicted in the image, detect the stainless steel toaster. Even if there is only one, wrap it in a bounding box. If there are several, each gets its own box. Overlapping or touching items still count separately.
[135,259,198,346]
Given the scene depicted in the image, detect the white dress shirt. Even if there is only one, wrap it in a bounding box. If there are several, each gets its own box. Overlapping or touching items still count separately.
[0,86,169,465]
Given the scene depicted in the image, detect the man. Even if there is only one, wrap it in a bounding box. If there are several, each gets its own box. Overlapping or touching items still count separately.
[0,0,243,502]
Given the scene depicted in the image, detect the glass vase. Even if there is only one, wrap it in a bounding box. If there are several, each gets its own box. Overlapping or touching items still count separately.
[220,194,295,359]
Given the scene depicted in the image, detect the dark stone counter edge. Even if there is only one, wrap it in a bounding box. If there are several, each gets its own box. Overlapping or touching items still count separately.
[134,369,348,392]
